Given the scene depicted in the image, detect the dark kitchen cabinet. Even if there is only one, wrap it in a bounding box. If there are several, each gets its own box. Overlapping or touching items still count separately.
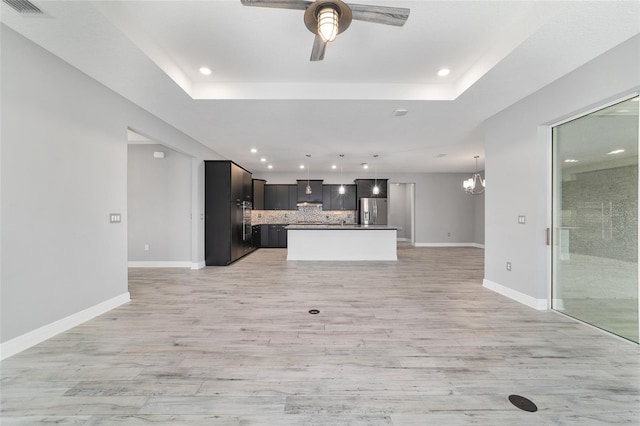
[287,185,298,209]
[355,178,388,198]
[257,224,287,248]
[251,225,261,248]
[252,179,266,210]
[297,180,323,204]
[323,184,357,210]
[243,171,253,202]
[260,224,270,247]
[204,161,255,266]
[274,224,288,247]
[264,184,291,210]
[322,185,332,210]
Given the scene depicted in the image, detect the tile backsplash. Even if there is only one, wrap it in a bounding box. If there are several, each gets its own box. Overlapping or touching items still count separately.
[252,205,355,225]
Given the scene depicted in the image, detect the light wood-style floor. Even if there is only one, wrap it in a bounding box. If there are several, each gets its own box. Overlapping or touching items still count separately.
[2,246,639,425]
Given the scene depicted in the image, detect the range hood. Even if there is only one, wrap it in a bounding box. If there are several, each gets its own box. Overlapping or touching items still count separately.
[296,180,323,207]
[296,201,323,207]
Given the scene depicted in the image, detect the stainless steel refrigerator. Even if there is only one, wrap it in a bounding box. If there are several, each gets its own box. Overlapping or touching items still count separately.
[359,198,388,225]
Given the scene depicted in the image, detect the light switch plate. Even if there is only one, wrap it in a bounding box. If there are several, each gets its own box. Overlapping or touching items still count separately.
[518,216,526,224]
[109,213,121,223]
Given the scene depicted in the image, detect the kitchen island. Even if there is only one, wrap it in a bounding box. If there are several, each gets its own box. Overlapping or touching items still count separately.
[285,224,398,261]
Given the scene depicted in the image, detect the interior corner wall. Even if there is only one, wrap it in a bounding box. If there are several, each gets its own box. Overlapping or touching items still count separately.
[473,184,485,245]
[0,25,221,348]
[191,158,206,268]
[127,144,192,263]
[484,34,640,303]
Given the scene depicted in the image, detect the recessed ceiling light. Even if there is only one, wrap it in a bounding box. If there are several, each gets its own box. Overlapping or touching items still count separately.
[199,67,212,76]
[437,68,450,77]
[393,109,409,116]
[268,165,273,169]
[362,163,369,169]
[250,148,257,153]
[260,158,266,162]
[300,165,305,169]
[564,159,579,163]
[607,149,625,155]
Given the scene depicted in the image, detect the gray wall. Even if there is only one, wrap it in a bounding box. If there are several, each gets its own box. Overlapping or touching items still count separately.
[473,184,485,245]
[1,26,221,344]
[484,34,639,301]
[254,171,482,244]
[128,144,192,262]
[389,184,409,239]
[404,184,414,241]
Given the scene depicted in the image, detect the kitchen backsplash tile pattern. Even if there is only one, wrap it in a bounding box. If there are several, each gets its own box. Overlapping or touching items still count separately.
[253,206,355,224]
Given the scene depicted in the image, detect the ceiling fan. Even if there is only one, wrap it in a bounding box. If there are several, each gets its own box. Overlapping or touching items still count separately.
[240,0,410,61]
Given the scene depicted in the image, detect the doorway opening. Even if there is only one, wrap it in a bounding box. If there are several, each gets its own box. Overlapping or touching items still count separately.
[388,182,416,246]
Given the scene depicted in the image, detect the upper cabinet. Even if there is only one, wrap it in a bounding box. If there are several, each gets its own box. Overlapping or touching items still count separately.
[297,180,323,204]
[355,178,388,198]
[243,171,253,202]
[323,184,356,210]
[252,179,266,209]
[287,185,298,209]
[264,184,297,210]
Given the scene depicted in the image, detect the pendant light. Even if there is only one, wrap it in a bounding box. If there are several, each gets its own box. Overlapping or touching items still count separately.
[305,154,312,194]
[338,154,346,194]
[463,155,485,195]
[317,5,339,42]
[372,154,380,195]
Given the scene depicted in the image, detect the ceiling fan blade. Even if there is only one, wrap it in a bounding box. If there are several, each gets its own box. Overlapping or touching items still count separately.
[310,34,327,61]
[347,4,410,26]
[240,0,312,11]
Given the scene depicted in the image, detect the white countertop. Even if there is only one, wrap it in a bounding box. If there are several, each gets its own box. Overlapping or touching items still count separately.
[285,224,397,230]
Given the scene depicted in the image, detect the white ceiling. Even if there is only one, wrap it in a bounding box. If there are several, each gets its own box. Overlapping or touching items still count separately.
[2,0,639,174]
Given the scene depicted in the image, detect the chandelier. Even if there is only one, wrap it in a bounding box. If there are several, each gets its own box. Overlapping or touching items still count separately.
[463,156,485,195]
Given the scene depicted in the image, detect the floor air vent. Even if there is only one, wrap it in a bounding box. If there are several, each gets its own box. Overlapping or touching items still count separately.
[3,0,43,14]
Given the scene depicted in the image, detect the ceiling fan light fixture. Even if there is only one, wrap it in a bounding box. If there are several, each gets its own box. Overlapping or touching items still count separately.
[317,5,339,42]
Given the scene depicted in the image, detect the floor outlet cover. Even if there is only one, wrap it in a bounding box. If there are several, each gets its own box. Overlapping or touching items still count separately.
[508,394,538,412]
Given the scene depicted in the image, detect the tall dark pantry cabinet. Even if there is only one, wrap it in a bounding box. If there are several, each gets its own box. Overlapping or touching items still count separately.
[204,161,255,266]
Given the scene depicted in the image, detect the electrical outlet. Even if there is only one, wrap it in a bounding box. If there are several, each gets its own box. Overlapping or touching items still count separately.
[447,232,451,237]
[144,244,150,251]
[506,262,512,271]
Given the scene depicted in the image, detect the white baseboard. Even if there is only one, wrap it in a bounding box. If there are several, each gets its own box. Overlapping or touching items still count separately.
[397,238,410,242]
[415,242,484,248]
[191,260,206,270]
[0,292,130,360]
[128,261,191,268]
[483,279,548,310]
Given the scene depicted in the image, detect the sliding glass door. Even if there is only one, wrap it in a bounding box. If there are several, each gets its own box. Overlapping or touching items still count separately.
[552,96,639,343]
